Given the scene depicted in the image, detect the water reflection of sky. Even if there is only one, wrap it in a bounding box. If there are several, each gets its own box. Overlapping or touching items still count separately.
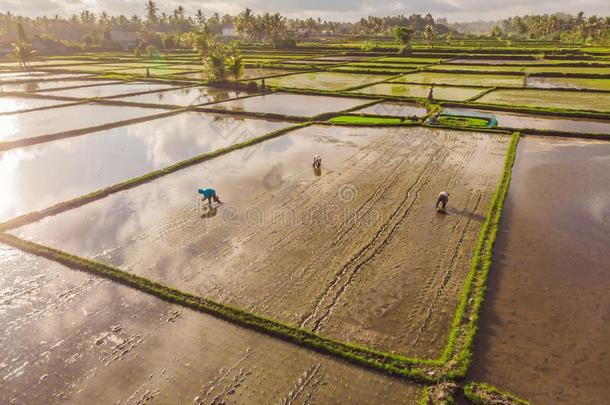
[115,86,248,106]
[41,82,176,99]
[14,126,381,271]
[1,112,290,222]
[0,96,67,113]
[212,92,372,117]
[0,103,161,143]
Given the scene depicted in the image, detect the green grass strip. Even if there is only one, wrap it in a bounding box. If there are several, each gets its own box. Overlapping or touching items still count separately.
[0,232,438,383]
[463,382,532,405]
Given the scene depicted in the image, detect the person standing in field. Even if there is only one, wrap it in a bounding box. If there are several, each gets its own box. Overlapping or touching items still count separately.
[198,188,222,207]
[436,191,449,211]
[427,85,434,102]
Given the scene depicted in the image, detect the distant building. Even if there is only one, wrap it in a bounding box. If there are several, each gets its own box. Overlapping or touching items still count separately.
[222,26,237,37]
[108,30,139,49]
[295,28,311,38]
[0,45,11,59]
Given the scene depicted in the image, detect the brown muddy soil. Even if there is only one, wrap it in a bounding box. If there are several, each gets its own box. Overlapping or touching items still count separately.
[15,125,509,358]
[0,244,423,404]
[469,136,610,405]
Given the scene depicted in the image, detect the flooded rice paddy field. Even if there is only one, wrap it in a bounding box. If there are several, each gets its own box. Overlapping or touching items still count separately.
[391,72,524,87]
[526,76,610,91]
[239,67,302,80]
[0,245,423,404]
[0,96,69,113]
[476,88,610,112]
[210,92,373,117]
[13,125,510,358]
[115,86,252,106]
[39,81,176,99]
[3,50,610,402]
[443,107,610,135]
[354,101,427,117]
[353,82,488,101]
[0,79,117,93]
[469,136,610,405]
[0,102,162,144]
[0,112,290,221]
[261,72,392,91]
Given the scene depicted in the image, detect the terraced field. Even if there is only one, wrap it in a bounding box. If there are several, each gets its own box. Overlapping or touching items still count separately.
[475,89,610,112]
[1,44,609,404]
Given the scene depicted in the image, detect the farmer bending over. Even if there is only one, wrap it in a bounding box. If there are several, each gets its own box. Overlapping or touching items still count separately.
[436,191,449,211]
[198,188,222,207]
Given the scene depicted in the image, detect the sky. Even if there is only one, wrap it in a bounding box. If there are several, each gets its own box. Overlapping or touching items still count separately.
[0,0,607,22]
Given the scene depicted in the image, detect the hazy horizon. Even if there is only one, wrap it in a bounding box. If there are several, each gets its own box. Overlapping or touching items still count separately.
[0,0,608,23]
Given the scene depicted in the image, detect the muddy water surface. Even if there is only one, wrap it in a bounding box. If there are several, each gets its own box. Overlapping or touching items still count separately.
[0,245,423,404]
[0,103,161,143]
[444,107,610,135]
[0,80,117,93]
[40,82,176,99]
[115,86,251,106]
[0,112,289,221]
[353,82,488,101]
[211,92,372,117]
[15,126,508,358]
[0,96,68,113]
[354,101,427,117]
[470,136,610,405]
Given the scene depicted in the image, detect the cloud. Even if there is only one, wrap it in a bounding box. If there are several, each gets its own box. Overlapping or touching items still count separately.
[0,0,607,22]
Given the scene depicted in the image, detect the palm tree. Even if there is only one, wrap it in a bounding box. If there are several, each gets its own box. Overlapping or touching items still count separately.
[204,47,227,82]
[393,26,413,54]
[424,25,436,48]
[145,0,158,23]
[235,8,256,40]
[227,55,244,81]
[10,41,37,71]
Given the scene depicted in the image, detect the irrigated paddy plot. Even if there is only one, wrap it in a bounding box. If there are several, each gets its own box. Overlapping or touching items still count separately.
[2,24,610,404]
[13,125,510,358]
[393,72,524,87]
[0,245,423,404]
[476,88,610,112]
[211,92,373,117]
[354,101,427,117]
[470,136,610,405]
[526,76,610,91]
[0,79,117,93]
[116,85,252,106]
[261,71,392,91]
[40,81,176,99]
[0,111,289,221]
[444,107,610,134]
[0,103,162,145]
[353,82,488,101]
[0,96,68,113]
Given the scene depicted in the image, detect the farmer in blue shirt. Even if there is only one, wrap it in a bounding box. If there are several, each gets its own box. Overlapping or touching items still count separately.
[198,188,222,207]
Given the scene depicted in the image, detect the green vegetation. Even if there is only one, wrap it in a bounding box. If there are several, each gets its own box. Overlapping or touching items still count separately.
[477,88,610,112]
[392,72,524,87]
[463,382,531,405]
[353,82,489,101]
[436,115,491,127]
[329,115,405,125]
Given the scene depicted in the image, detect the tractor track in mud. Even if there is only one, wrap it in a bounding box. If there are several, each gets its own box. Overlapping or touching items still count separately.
[300,145,448,332]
